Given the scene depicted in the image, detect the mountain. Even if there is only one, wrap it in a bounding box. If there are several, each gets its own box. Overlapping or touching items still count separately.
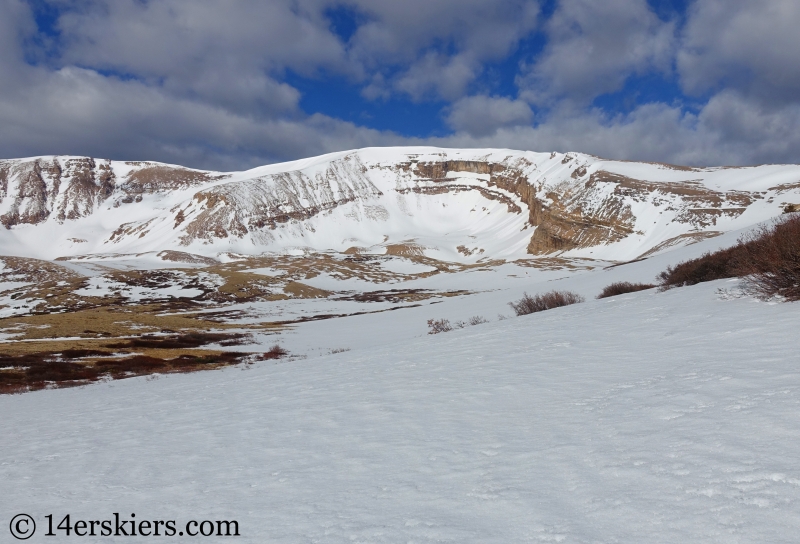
[3,149,800,541]
[1,147,798,262]
[3,266,799,542]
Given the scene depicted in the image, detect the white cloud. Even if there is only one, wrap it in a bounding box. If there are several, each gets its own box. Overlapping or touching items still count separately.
[393,53,478,102]
[678,0,800,102]
[0,0,399,169]
[0,64,399,171]
[439,92,800,167]
[446,96,533,136]
[345,0,539,100]
[1,0,799,171]
[52,0,347,117]
[518,0,675,105]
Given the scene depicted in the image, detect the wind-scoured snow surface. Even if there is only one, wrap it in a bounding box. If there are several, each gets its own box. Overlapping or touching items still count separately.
[2,277,799,542]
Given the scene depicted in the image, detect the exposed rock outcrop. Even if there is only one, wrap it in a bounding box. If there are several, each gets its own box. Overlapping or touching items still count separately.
[180,154,382,244]
[0,148,796,262]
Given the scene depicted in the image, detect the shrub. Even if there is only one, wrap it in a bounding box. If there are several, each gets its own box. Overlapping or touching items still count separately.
[657,245,744,288]
[597,281,656,299]
[509,290,585,316]
[259,345,288,360]
[468,315,489,326]
[657,214,800,301]
[427,318,452,334]
[734,214,800,300]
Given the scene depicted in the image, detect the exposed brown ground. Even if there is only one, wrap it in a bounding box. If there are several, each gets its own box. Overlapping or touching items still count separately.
[0,329,294,394]
[0,251,479,394]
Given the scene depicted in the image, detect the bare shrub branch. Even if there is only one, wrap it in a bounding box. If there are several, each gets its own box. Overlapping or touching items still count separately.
[657,246,742,289]
[427,318,453,334]
[258,345,288,360]
[734,214,800,300]
[657,214,800,301]
[597,281,656,299]
[509,290,585,316]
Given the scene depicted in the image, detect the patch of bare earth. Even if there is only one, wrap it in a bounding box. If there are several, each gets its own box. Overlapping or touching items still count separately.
[0,252,487,393]
[0,332,292,394]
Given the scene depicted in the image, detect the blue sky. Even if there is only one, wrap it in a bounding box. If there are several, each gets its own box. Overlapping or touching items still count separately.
[1,0,799,170]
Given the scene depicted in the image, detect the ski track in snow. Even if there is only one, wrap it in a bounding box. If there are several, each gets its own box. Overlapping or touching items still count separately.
[2,280,799,543]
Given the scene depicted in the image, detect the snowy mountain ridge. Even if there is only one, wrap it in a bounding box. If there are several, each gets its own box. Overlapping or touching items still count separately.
[1,147,799,262]
[2,150,800,542]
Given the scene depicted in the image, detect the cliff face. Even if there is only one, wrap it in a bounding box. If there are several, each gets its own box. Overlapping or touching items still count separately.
[404,157,637,254]
[179,153,382,245]
[0,148,797,262]
[0,157,220,228]
[365,153,775,256]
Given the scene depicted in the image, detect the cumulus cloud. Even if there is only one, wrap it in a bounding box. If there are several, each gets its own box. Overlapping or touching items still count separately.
[440,93,800,167]
[678,0,800,102]
[446,96,533,137]
[345,0,539,100]
[53,0,347,117]
[518,0,675,105]
[0,0,798,170]
[393,53,478,102]
[52,0,540,103]
[0,0,396,169]
[0,0,544,169]
[0,63,400,171]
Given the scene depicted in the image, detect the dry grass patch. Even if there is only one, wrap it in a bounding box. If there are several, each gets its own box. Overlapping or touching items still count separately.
[0,334,288,394]
[0,306,231,341]
[0,348,244,394]
[283,281,332,298]
[106,331,250,350]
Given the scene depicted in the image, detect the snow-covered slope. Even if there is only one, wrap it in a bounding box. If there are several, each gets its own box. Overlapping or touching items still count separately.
[1,147,799,262]
[2,273,799,542]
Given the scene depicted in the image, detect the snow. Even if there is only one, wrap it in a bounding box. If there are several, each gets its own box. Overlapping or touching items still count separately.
[74,275,204,301]
[2,148,800,541]
[379,258,438,275]
[2,275,800,541]
[2,146,798,263]
[243,267,286,277]
[300,272,381,291]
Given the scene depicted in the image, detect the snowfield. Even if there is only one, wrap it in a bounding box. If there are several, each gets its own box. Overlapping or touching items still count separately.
[2,277,799,542]
[2,147,800,263]
[1,146,799,542]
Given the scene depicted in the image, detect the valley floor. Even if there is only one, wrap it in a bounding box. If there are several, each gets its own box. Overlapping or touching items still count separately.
[2,275,799,542]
